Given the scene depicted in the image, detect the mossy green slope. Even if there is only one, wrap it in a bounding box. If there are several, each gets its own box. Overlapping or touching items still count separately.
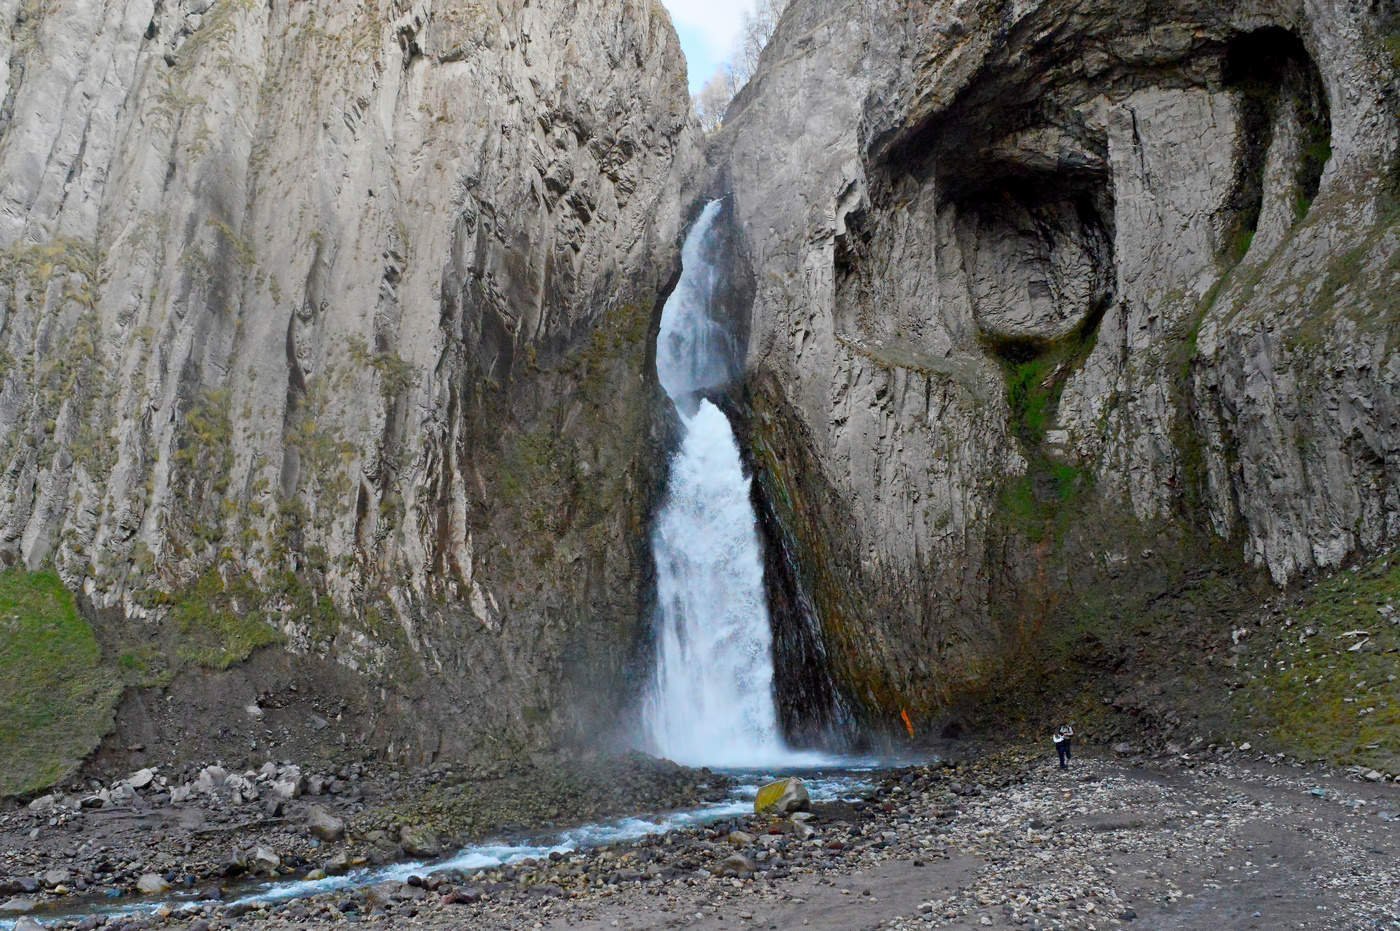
[0,570,121,796]
[1240,555,1399,772]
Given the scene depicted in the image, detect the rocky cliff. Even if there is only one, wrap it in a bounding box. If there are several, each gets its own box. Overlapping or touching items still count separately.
[0,0,698,789]
[2,0,1395,794]
[717,0,1397,737]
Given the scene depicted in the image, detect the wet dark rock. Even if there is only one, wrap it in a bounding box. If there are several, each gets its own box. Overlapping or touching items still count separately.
[440,886,483,905]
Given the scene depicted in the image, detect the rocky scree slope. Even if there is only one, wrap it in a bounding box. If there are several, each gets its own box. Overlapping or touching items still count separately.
[714,0,1398,741]
[0,0,699,794]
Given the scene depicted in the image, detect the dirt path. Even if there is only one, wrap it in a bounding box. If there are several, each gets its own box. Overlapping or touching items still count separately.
[435,753,1398,931]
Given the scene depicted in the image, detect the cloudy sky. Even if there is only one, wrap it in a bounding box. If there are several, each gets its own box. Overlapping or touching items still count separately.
[659,0,754,93]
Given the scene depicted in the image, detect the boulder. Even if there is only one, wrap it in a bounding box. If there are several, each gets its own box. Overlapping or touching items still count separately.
[441,886,483,905]
[252,846,282,873]
[271,775,303,800]
[126,768,156,790]
[135,874,170,895]
[754,777,810,815]
[0,897,37,915]
[399,824,442,858]
[365,881,408,909]
[785,818,817,840]
[196,766,228,793]
[728,830,756,847]
[715,853,757,878]
[224,774,258,803]
[306,806,346,842]
[14,918,44,931]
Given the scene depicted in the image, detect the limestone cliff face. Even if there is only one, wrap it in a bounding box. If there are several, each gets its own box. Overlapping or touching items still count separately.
[0,0,697,761]
[718,0,1398,731]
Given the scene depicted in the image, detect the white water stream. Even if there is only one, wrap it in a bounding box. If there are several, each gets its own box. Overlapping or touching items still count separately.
[0,773,872,929]
[643,201,822,769]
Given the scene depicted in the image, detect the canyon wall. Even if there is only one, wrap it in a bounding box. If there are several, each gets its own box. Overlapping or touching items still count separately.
[0,0,698,773]
[719,0,1398,734]
[2,0,1395,785]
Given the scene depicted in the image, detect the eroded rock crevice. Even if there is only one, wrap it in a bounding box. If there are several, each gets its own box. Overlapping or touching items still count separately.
[1221,27,1333,262]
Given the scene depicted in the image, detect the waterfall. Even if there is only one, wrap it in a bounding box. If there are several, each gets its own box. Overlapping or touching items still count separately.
[644,201,813,769]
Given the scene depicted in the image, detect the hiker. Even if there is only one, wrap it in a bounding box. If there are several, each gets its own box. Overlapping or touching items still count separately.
[1053,724,1074,769]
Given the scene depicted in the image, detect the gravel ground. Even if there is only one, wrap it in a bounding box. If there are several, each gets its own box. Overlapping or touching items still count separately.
[0,753,725,921]
[6,743,1393,930]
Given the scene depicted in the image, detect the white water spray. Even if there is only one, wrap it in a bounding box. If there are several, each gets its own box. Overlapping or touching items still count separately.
[645,201,817,769]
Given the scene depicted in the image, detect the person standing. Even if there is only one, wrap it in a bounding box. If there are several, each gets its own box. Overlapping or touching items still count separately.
[1054,724,1074,769]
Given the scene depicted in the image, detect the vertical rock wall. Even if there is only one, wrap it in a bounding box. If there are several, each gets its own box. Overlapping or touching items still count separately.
[718,0,1398,732]
[0,0,699,763]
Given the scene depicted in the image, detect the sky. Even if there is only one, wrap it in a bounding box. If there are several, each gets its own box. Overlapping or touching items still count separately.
[660,0,753,94]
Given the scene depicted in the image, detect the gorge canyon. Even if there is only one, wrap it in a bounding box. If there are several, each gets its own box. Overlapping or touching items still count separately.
[0,0,1396,799]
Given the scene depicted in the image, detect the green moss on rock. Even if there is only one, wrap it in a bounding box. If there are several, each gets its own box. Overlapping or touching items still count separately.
[0,570,121,797]
[161,568,285,670]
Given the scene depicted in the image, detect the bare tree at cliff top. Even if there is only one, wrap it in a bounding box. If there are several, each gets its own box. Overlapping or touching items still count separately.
[694,0,787,132]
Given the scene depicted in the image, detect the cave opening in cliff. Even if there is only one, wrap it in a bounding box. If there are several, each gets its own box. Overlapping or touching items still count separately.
[1222,26,1333,256]
[953,168,1116,455]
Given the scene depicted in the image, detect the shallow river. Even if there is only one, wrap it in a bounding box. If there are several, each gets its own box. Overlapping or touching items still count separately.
[3,764,885,929]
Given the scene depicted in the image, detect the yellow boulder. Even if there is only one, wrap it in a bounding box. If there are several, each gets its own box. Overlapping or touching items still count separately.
[754,777,811,815]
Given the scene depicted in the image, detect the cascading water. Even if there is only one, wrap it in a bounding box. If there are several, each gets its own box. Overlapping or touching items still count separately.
[644,200,815,769]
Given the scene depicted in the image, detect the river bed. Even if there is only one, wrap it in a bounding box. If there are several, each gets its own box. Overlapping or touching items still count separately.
[2,766,879,929]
